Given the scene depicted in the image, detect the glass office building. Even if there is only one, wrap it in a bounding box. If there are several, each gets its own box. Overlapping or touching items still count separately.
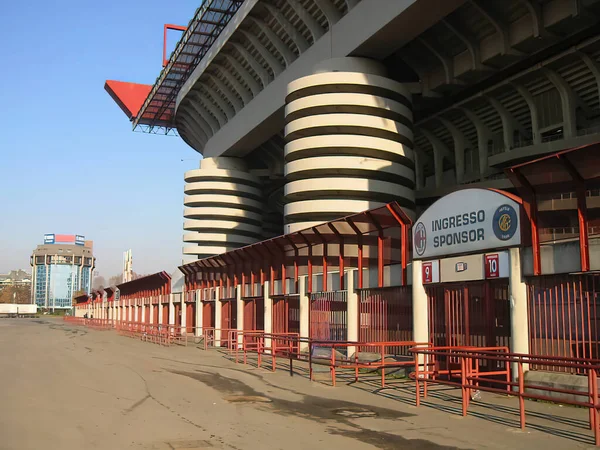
[30,234,95,309]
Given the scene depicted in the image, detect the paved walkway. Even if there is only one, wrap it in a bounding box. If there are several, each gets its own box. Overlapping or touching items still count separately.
[0,318,594,449]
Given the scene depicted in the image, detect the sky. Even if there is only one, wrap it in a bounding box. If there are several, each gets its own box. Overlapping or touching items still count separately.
[0,1,202,279]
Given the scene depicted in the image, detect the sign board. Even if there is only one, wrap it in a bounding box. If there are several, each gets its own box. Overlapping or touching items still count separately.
[413,189,521,259]
[484,251,509,279]
[485,254,499,278]
[43,234,55,244]
[421,260,440,284]
[75,235,85,246]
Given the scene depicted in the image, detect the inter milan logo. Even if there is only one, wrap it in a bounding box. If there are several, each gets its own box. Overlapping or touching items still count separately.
[414,222,427,256]
[493,204,518,241]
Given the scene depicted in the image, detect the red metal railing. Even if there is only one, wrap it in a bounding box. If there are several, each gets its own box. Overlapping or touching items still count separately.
[410,346,600,446]
[310,291,347,341]
[232,330,420,388]
[201,327,238,351]
[527,274,600,372]
[64,317,113,330]
[358,286,412,353]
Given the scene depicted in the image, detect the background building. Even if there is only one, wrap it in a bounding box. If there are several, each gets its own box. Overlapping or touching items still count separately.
[0,269,31,288]
[30,234,95,309]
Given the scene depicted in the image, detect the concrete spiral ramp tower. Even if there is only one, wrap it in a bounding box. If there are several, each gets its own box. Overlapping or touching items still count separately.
[183,157,264,261]
[283,58,416,233]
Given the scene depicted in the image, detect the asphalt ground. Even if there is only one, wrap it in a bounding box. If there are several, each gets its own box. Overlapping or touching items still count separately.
[0,318,593,450]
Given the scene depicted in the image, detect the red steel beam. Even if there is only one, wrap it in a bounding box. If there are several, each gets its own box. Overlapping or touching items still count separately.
[313,227,327,292]
[299,232,313,293]
[163,24,187,67]
[328,223,344,290]
[346,218,363,289]
[507,168,542,275]
[557,154,590,272]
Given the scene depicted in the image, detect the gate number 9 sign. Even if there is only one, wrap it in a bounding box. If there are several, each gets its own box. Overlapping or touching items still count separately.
[422,261,433,283]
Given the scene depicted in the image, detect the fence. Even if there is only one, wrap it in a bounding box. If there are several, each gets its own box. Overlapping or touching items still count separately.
[527,274,600,372]
[310,291,347,341]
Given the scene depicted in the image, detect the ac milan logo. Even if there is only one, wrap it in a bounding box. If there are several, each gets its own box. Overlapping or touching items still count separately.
[414,222,427,257]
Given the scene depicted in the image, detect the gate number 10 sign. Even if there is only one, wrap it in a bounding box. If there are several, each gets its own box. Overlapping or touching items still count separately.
[485,254,499,278]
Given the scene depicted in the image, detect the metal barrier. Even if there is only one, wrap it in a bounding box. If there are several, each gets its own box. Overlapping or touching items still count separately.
[231,330,420,388]
[410,346,600,446]
[201,327,238,351]
[64,317,114,330]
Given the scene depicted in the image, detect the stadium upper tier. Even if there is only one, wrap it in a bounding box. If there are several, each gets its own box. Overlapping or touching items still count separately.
[106,0,600,260]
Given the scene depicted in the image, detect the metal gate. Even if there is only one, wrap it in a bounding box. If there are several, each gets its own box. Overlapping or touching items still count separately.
[202,301,215,328]
[243,297,264,331]
[272,295,300,335]
[153,304,159,324]
[310,291,347,341]
[220,299,237,331]
[162,304,169,325]
[174,303,182,328]
[359,286,412,353]
[527,274,600,372]
[186,302,195,333]
[427,280,510,349]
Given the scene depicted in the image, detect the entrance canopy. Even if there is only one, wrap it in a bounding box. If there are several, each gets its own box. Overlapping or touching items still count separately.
[179,202,412,292]
[505,143,600,273]
[116,271,171,296]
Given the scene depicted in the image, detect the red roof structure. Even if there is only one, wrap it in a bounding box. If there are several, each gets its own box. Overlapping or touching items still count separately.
[104,81,152,119]
[105,0,243,135]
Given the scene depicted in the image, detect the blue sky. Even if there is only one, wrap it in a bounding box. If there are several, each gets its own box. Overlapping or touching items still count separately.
[0,1,201,278]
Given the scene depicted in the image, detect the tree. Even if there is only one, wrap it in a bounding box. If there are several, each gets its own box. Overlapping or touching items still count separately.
[108,274,122,286]
[0,286,31,304]
[107,272,146,286]
[92,275,106,290]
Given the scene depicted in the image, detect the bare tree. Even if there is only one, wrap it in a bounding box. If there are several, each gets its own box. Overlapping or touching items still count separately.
[108,274,122,286]
[92,275,106,290]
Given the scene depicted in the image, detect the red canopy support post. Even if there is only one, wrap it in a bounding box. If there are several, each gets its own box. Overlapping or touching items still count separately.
[557,154,590,272]
[284,237,300,293]
[366,211,385,288]
[328,223,344,290]
[507,168,541,275]
[346,218,363,289]
[273,240,287,296]
[313,228,327,292]
[299,232,313,293]
[250,265,255,297]
[385,203,413,286]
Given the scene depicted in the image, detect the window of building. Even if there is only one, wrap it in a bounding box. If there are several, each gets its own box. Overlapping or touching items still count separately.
[74,256,82,265]
[35,256,44,264]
